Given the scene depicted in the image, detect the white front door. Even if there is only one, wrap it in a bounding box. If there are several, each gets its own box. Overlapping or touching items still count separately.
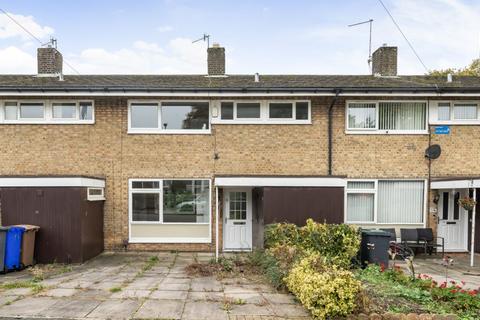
[437,190,468,252]
[223,189,252,251]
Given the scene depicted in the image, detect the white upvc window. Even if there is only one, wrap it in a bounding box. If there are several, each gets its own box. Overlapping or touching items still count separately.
[129,179,211,224]
[0,100,94,124]
[128,100,211,134]
[212,100,311,124]
[87,187,105,201]
[346,100,427,134]
[345,179,426,225]
[430,100,480,124]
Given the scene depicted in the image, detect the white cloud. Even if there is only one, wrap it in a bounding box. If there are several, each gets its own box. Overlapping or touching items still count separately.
[157,25,173,33]
[0,12,54,40]
[0,46,36,73]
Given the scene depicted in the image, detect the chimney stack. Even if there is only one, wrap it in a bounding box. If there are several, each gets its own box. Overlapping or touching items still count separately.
[372,45,397,76]
[207,43,225,76]
[37,45,63,76]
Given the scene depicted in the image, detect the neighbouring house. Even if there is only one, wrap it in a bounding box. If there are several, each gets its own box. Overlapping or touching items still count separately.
[0,42,479,262]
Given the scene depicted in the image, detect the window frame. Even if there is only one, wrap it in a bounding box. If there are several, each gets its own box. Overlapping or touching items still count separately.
[128,178,212,225]
[87,187,105,201]
[0,99,95,124]
[345,100,428,135]
[430,100,480,125]
[128,100,211,134]
[344,179,427,225]
[212,100,311,124]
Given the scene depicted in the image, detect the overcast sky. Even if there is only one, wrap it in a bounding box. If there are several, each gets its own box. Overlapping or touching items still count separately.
[1,0,479,75]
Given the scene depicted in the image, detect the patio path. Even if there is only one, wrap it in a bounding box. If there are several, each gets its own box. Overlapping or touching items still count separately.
[397,253,480,290]
[0,252,310,320]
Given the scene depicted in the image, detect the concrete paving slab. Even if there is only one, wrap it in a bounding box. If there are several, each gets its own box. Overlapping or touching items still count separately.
[134,299,184,319]
[271,304,310,318]
[74,289,112,300]
[224,284,258,294]
[88,280,126,291]
[111,289,151,299]
[191,278,223,292]
[262,293,296,304]
[162,277,191,284]
[228,303,275,316]
[224,292,266,305]
[188,291,224,302]
[0,297,58,317]
[0,288,32,296]
[40,288,80,297]
[57,280,95,289]
[42,298,101,318]
[159,282,190,291]
[87,298,142,319]
[182,301,228,320]
[150,290,188,300]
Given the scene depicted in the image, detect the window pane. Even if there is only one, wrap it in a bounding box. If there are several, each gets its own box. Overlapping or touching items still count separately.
[347,193,374,222]
[269,103,293,119]
[19,103,44,119]
[163,180,210,223]
[378,102,426,131]
[437,103,451,121]
[131,104,158,128]
[229,191,247,220]
[377,181,424,223]
[296,102,309,120]
[347,181,375,189]
[237,103,260,118]
[5,102,17,120]
[348,103,376,129]
[221,102,234,120]
[454,103,477,120]
[442,192,449,220]
[80,102,93,120]
[88,188,103,196]
[53,103,76,119]
[161,102,209,130]
[453,192,460,219]
[132,193,160,222]
[132,181,160,189]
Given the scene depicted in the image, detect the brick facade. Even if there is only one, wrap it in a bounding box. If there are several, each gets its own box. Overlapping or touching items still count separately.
[0,95,478,251]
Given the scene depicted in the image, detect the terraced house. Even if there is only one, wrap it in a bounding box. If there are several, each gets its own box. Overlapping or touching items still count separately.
[0,43,479,263]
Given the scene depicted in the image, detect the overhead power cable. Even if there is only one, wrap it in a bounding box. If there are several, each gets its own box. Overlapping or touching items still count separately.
[0,8,81,75]
[377,0,430,73]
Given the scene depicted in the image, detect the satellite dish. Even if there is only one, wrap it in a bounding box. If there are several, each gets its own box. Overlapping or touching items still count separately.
[425,144,441,160]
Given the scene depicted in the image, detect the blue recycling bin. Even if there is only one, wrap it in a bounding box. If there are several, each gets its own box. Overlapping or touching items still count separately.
[5,226,25,271]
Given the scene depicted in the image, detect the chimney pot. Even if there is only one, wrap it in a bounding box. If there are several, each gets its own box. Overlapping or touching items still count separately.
[207,44,225,76]
[372,45,397,76]
[37,47,63,75]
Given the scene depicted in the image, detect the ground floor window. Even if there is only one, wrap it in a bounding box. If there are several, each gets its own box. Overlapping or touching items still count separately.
[129,178,211,243]
[346,180,425,224]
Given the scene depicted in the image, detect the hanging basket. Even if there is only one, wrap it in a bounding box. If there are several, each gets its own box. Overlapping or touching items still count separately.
[458,196,477,211]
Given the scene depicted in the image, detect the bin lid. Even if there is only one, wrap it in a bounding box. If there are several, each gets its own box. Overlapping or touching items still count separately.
[361,230,391,237]
[13,224,40,231]
[0,226,8,231]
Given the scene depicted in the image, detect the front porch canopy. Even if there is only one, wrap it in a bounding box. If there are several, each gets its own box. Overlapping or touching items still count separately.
[215,176,346,187]
[430,177,480,267]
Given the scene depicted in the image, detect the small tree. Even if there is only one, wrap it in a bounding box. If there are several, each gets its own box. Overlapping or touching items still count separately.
[428,58,480,76]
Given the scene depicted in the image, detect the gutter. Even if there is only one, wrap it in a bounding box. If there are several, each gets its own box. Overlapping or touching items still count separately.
[328,89,341,176]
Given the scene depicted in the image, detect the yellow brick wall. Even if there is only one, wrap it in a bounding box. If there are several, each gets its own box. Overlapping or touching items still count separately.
[0,95,478,250]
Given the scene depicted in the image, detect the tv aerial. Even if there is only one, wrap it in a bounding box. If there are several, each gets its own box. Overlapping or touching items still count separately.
[192,33,210,48]
[348,19,374,71]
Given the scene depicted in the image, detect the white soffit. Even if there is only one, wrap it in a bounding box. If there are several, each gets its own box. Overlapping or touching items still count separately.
[215,177,346,187]
[0,177,105,188]
[430,179,480,189]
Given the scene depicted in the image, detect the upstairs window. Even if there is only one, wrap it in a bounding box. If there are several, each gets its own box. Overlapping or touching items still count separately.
[129,101,210,134]
[1,100,94,124]
[346,101,427,133]
[215,100,311,124]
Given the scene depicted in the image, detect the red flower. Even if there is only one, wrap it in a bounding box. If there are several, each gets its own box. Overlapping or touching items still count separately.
[450,289,457,294]
[440,282,447,289]
[450,280,456,284]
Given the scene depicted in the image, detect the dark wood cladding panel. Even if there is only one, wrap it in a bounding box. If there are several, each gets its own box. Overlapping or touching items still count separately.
[0,187,103,263]
[262,187,344,226]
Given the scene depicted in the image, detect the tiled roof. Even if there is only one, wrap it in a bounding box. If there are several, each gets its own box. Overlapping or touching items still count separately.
[0,74,479,93]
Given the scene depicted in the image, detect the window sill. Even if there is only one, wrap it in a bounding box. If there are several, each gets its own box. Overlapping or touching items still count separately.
[345,130,428,135]
[430,120,480,125]
[127,129,211,135]
[130,222,210,225]
[345,221,424,225]
[2,120,95,125]
[211,120,311,125]
[129,237,211,243]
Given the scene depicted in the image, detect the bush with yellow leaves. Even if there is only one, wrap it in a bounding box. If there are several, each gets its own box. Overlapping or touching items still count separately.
[285,253,361,319]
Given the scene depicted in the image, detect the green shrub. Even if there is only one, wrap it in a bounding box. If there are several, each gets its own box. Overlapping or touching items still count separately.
[264,222,300,248]
[285,253,361,319]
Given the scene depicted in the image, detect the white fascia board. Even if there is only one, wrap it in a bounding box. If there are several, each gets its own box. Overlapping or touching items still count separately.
[0,177,105,188]
[215,177,346,187]
[1,91,480,97]
[431,179,480,189]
